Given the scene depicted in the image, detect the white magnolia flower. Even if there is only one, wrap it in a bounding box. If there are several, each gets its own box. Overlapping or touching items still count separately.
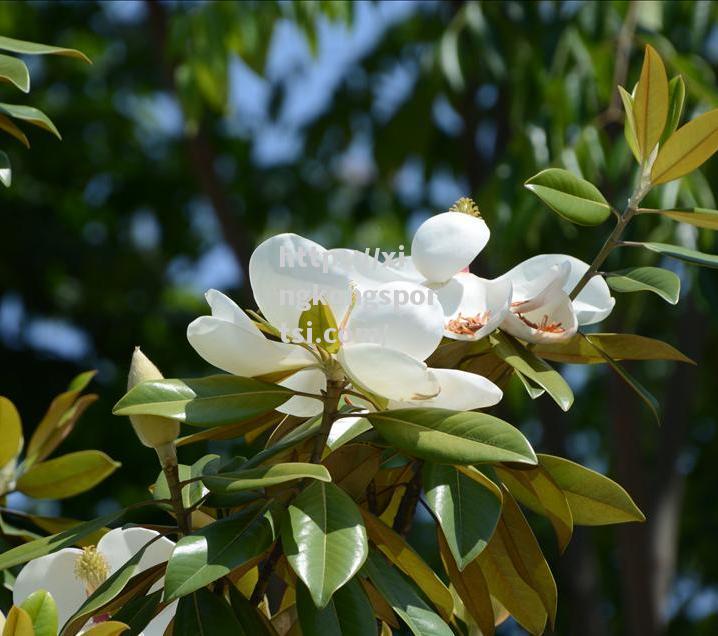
[496,254,615,343]
[13,527,176,634]
[187,233,503,417]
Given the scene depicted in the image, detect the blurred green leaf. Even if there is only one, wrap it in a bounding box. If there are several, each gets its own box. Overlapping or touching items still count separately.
[648,207,718,230]
[0,396,22,469]
[634,44,668,160]
[660,75,686,144]
[641,241,718,268]
[0,54,29,93]
[0,104,60,139]
[0,35,90,63]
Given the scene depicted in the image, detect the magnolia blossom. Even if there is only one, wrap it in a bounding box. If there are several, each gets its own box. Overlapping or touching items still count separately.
[13,527,176,634]
[187,233,503,417]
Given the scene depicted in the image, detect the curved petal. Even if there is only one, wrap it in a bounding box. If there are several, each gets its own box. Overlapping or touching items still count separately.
[435,274,512,341]
[502,291,578,344]
[277,368,326,417]
[13,548,86,628]
[187,316,314,377]
[411,212,490,283]
[390,368,503,410]
[141,601,177,636]
[97,528,174,577]
[346,281,444,361]
[339,343,440,402]
[204,289,263,335]
[327,248,419,289]
[249,233,353,330]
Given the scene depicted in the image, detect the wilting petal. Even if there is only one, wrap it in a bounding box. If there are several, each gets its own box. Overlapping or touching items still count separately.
[346,281,444,361]
[390,368,503,410]
[97,527,174,577]
[249,233,353,330]
[13,548,86,628]
[277,368,326,417]
[187,315,314,377]
[339,343,440,402]
[502,290,578,344]
[411,212,490,283]
[435,274,512,341]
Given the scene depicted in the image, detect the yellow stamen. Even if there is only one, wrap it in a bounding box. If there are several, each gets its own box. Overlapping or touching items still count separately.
[449,197,481,218]
[446,311,491,336]
[74,546,110,595]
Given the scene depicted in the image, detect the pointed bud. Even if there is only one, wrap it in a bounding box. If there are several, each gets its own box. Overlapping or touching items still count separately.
[127,347,179,449]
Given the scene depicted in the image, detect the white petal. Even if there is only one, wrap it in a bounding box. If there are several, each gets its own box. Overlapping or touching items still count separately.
[435,274,512,341]
[390,368,503,410]
[140,601,177,636]
[339,343,440,402]
[502,290,578,344]
[187,316,314,377]
[411,212,490,283]
[345,281,444,361]
[327,248,418,289]
[204,289,262,336]
[13,548,86,628]
[97,527,175,577]
[248,233,353,330]
[277,368,326,417]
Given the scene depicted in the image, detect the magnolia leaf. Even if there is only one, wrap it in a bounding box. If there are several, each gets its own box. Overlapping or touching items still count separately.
[514,368,546,399]
[651,207,718,229]
[660,75,686,144]
[228,587,278,635]
[0,35,91,63]
[634,44,669,160]
[282,481,368,608]
[539,454,645,525]
[0,54,29,93]
[19,589,58,636]
[362,551,453,636]
[423,463,502,570]
[641,241,718,268]
[0,104,60,139]
[524,168,611,226]
[107,591,161,636]
[299,299,340,354]
[0,112,28,148]
[154,454,218,509]
[606,267,680,304]
[494,465,573,553]
[112,375,295,427]
[618,85,640,162]
[361,510,454,621]
[534,332,693,365]
[202,462,331,495]
[0,396,23,468]
[491,331,574,411]
[652,108,718,184]
[16,450,120,499]
[177,411,282,447]
[0,150,10,187]
[437,530,495,636]
[164,503,276,601]
[2,606,34,636]
[80,622,129,636]
[296,579,375,636]
[175,588,245,636]
[323,443,381,499]
[366,408,537,466]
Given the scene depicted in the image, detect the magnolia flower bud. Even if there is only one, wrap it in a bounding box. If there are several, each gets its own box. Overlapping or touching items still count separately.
[127,347,179,450]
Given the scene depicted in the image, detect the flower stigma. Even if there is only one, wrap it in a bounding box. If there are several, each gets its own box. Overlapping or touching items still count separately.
[74,546,110,595]
[517,313,565,333]
[449,197,481,218]
[446,311,491,336]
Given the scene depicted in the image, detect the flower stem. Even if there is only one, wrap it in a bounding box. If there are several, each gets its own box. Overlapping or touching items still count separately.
[156,442,190,536]
[310,379,343,464]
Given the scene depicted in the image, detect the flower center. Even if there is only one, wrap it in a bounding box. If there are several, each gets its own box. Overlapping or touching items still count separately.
[449,196,481,218]
[74,546,110,595]
[446,311,491,336]
[516,313,565,333]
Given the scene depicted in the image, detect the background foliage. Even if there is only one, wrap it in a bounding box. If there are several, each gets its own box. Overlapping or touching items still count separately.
[1,1,717,634]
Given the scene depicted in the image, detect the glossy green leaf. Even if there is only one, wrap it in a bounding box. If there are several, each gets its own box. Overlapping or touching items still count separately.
[174,588,245,636]
[534,332,693,365]
[652,108,718,184]
[491,331,574,411]
[660,75,686,144]
[154,453,218,509]
[363,551,453,636]
[203,462,331,495]
[0,150,10,187]
[539,454,645,525]
[524,168,611,226]
[0,104,60,139]
[423,463,501,570]
[241,415,322,469]
[109,590,162,636]
[299,299,340,354]
[652,207,718,229]
[296,578,375,636]
[16,450,120,499]
[0,396,23,468]
[366,408,537,466]
[19,589,58,636]
[618,85,640,162]
[641,241,718,268]
[0,54,29,93]
[164,503,276,601]
[112,375,294,427]
[634,44,669,160]
[228,587,278,635]
[282,481,368,608]
[606,266,680,304]
[0,112,28,147]
[0,35,91,63]
[80,621,129,636]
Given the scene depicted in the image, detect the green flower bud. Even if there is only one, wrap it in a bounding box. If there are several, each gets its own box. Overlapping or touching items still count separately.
[127,347,179,449]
